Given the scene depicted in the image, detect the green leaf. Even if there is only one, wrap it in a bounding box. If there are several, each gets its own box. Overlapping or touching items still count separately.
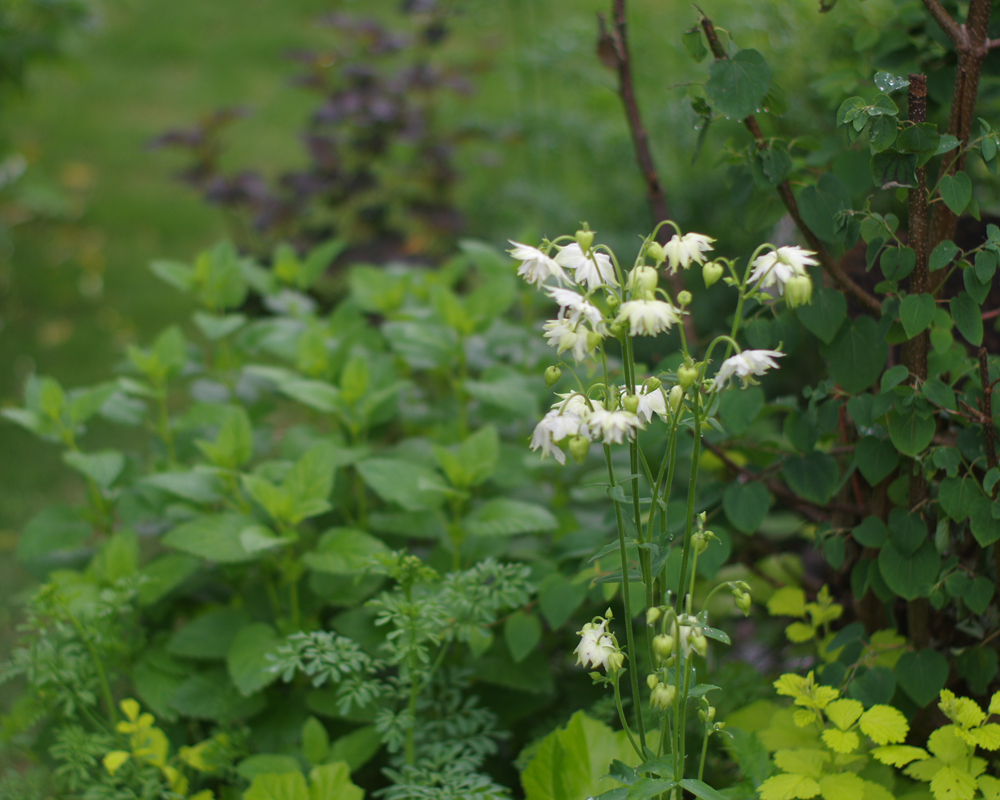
[939,171,973,214]
[887,409,936,457]
[435,426,499,489]
[299,239,346,290]
[150,259,194,292]
[192,311,246,341]
[723,481,770,534]
[244,771,310,800]
[956,647,998,695]
[848,666,896,707]
[282,442,338,524]
[880,366,909,394]
[705,49,771,120]
[782,453,839,505]
[796,289,847,344]
[162,513,260,563]
[681,779,728,800]
[975,250,997,284]
[897,123,940,166]
[683,27,708,62]
[930,240,959,272]
[895,649,949,707]
[853,517,888,548]
[821,317,887,394]
[939,477,979,521]
[228,622,283,696]
[196,406,253,469]
[855,437,898,485]
[357,458,448,511]
[899,294,936,339]
[137,554,200,606]
[888,508,926,556]
[504,610,542,663]
[303,528,388,575]
[170,666,266,722]
[922,377,956,411]
[871,151,917,189]
[309,763,364,800]
[798,176,851,243]
[964,263,991,304]
[880,246,916,281]
[538,573,588,629]
[784,411,818,453]
[302,717,329,765]
[89,528,139,584]
[970,497,1000,546]
[142,469,225,504]
[950,292,983,346]
[718,387,765,436]
[464,499,558,537]
[238,755,303,782]
[965,576,994,615]
[878,541,940,600]
[169,609,249,660]
[328,726,381,772]
[17,505,91,573]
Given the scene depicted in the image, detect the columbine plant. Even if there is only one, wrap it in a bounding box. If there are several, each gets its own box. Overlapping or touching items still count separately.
[512,222,816,787]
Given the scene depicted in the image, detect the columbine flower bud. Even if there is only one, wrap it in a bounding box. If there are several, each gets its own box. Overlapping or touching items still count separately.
[575,227,595,252]
[647,241,666,265]
[568,435,590,464]
[606,650,625,673]
[785,274,813,308]
[677,290,692,307]
[678,362,698,390]
[622,394,639,414]
[692,634,708,658]
[699,707,716,724]
[587,331,604,351]
[544,366,562,388]
[646,606,662,626]
[609,320,628,339]
[692,531,711,555]
[735,591,752,615]
[703,261,724,288]
[647,674,660,690]
[653,634,675,660]
[645,376,661,392]
[605,292,621,311]
[628,266,659,294]
[651,683,676,710]
[668,385,683,413]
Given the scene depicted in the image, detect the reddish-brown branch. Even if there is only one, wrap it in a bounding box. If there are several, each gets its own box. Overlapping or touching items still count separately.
[699,12,882,316]
[921,0,962,41]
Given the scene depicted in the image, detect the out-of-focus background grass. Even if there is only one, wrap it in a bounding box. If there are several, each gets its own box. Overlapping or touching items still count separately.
[0,0,867,547]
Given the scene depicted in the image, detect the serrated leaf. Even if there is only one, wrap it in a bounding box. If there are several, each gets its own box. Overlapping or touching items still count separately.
[767,587,806,617]
[859,704,909,744]
[931,766,977,800]
[759,774,821,800]
[872,745,930,767]
[822,729,860,754]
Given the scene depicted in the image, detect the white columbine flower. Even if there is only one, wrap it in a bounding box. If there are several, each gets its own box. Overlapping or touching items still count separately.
[620,383,668,424]
[747,246,819,294]
[530,408,584,465]
[715,349,785,389]
[615,299,682,337]
[555,243,618,290]
[509,241,569,287]
[547,286,605,328]
[543,319,597,363]
[574,618,618,670]
[663,232,715,274]
[582,407,641,445]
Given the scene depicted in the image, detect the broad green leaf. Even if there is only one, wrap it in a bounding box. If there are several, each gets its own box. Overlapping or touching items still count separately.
[357,458,448,511]
[303,528,388,575]
[784,411,818,453]
[309,763,363,800]
[976,250,997,283]
[855,437,898,485]
[464,499,558,536]
[853,517,888,548]
[950,292,983,346]
[504,610,542,663]
[930,240,959,272]
[782,453,838,505]
[299,239,346,290]
[922,377,956,411]
[244,771,309,800]
[328,726,381,772]
[956,647,998,695]
[89,528,139,584]
[880,246,916,281]
[964,264,991,304]
[871,151,916,189]
[897,122,940,166]
[227,622,282,696]
[192,311,246,341]
[238,754,303,781]
[825,699,864,731]
[17,504,91,573]
[150,259,193,292]
[683,27,708,62]
[171,667,266,722]
[899,294,936,339]
[196,406,253,468]
[930,766,977,800]
[538,573,588,629]
[137,554,200,606]
[723,481,770,534]
[878,541,940,600]
[163,513,260,563]
[798,175,850,243]
[939,172,973,215]
[970,497,1000,546]
[283,442,337,524]
[681,779,728,800]
[887,409,936,457]
[759,774,821,800]
[169,609,249,660]
[718,387,765,436]
[895,650,948,707]
[435,426,499,489]
[142,469,225,504]
[796,289,847,344]
[302,717,329,765]
[938,477,979,521]
[767,587,806,617]
[818,771,866,800]
[964,576,994,614]
[821,317,887,393]
[888,508,926,556]
[705,49,771,120]
[871,745,930,767]
[859,705,909,745]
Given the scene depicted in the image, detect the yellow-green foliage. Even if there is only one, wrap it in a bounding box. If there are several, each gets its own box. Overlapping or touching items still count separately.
[871,690,1000,800]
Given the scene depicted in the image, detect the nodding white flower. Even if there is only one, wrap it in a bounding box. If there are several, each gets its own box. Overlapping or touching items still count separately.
[555,243,618,290]
[620,383,669,424]
[581,407,642,445]
[509,241,569,287]
[546,287,605,328]
[715,349,785,389]
[543,319,599,363]
[574,618,618,671]
[748,246,819,293]
[663,232,715,274]
[530,408,584,465]
[552,392,591,417]
[615,299,682,337]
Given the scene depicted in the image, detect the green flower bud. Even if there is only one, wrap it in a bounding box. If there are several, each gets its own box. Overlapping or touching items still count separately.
[647,674,660,690]
[646,606,662,626]
[692,531,711,555]
[576,227,595,251]
[606,650,625,673]
[609,321,628,339]
[647,241,666,265]
[669,385,683,413]
[568,435,591,465]
[628,265,659,294]
[678,363,698,390]
[785,274,813,308]
[651,683,676,710]
[735,591,752,615]
[692,634,708,658]
[544,366,562,389]
[677,290,693,307]
[653,634,675,659]
[699,706,716,724]
[622,394,639,414]
[645,376,661,392]
[587,331,604,351]
[605,292,621,311]
[702,261,725,288]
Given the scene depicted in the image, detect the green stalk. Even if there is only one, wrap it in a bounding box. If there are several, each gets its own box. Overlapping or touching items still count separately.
[698,724,711,781]
[605,443,647,752]
[60,601,117,727]
[675,393,702,610]
[614,673,643,758]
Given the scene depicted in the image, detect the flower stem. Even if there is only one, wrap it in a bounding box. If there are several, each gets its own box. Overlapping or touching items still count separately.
[675,392,702,611]
[614,673,643,758]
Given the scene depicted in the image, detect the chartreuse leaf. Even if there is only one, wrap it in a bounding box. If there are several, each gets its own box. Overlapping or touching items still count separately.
[859,705,909,744]
[309,763,364,800]
[243,771,309,800]
[758,773,821,800]
[818,772,865,800]
[872,745,930,767]
[822,729,859,754]
[979,775,1000,800]
[824,699,863,730]
[767,587,806,618]
[931,766,977,800]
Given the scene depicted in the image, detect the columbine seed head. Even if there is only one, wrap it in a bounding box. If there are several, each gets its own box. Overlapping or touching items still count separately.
[663,232,715,274]
[677,290,692,307]
[544,365,562,388]
[668,385,683,414]
[653,634,675,660]
[677,362,698,390]
[568,434,590,464]
[715,349,785,389]
[647,241,666,265]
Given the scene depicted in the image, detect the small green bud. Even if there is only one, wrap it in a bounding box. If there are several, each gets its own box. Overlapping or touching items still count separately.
[609,321,628,339]
[678,362,698,390]
[568,435,590,464]
[692,634,708,657]
[785,274,813,308]
[669,385,683,413]
[646,606,662,626]
[647,241,666,265]
[606,650,625,673]
[735,591,752,615]
[605,292,621,311]
[677,290,693,307]
[699,706,716,724]
[622,394,639,414]
[692,531,711,555]
[653,634,675,659]
[587,331,604,351]
[544,366,562,388]
[651,683,676,710]
[576,226,595,251]
[647,674,660,690]
[628,265,659,294]
[645,376,661,392]
[605,607,614,620]
[702,261,725,288]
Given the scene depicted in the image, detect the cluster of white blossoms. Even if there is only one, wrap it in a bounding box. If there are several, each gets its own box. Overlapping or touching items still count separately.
[747,245,816,307]
[574,613,623,672]
[715,349,785,389]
